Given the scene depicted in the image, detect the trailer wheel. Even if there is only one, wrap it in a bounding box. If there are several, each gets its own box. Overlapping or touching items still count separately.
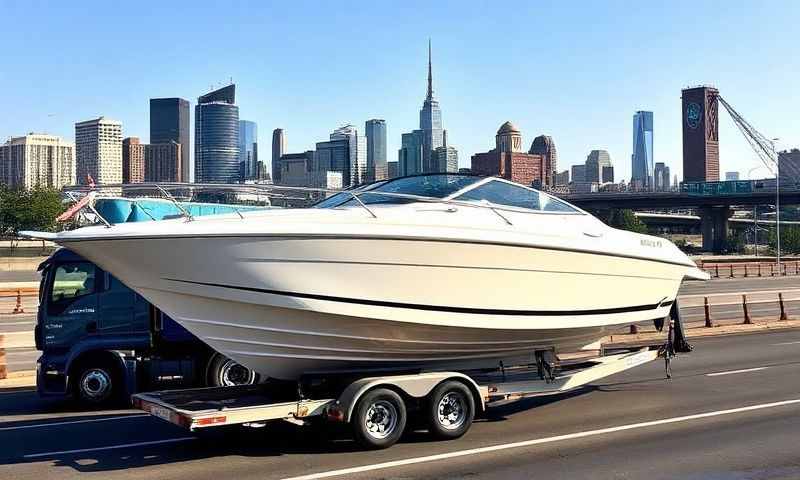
[73,364,118,407]
[207,354,258,387]
[351,388,407,449]
[426,381,474,440]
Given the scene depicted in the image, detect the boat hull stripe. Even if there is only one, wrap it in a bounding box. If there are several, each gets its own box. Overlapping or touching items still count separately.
[164,278,674,317]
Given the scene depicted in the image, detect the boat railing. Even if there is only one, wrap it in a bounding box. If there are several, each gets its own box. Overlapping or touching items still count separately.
[62,180,578,228]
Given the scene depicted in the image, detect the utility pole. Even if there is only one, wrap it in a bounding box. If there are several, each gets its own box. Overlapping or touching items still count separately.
[772,138,781,268]
[748,166,762,256]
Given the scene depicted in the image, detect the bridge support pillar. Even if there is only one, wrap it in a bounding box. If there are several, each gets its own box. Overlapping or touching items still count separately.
[700,206,730,253]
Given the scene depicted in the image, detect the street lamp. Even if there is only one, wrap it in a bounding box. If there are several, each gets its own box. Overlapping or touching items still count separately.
[771,138,781,268]
[748,166,764,256]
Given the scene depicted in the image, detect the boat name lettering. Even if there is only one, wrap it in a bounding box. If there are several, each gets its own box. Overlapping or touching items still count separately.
[640,239,662,248]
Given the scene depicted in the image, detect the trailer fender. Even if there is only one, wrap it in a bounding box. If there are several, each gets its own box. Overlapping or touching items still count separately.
[335,372,486,423]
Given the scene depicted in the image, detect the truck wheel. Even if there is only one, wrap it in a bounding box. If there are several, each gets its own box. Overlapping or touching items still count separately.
[73,365,118,407]
[351,388,407,449]
[426,381,474,440]
[207,354,258,387]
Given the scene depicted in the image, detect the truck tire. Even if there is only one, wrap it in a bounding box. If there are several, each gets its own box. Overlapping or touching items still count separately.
[426,380,474,440]
[206,353,258,387]
[73,364,119,408]
[351,388,407,449]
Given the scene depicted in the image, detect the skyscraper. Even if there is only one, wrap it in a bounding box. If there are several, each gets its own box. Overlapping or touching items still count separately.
[0,134,75,189]
[682,86,719,182]
[399,40,450,174]
[434,145,458,173]
[75,116,122,185]
[238,120,258,180]
[330,124,366,186]
[632,111,654,190]
[654,162,671,191]
[150,97,190,183]
[571,164,586,183]
[144,142,182,182]
[272,128,285,183]
[122,137,145,183]
[195,85,239,183]
[529,135,558,186]
[585,149,612,183]
[365,119,387,182]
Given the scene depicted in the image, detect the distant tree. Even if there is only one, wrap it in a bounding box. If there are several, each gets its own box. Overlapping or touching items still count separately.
[0,187,65,237]
[769,225,800,255]
[602,209,648,234]
[725,230,746,254]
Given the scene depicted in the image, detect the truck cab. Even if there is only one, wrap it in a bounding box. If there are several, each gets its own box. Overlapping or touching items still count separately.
[35,248,258,406]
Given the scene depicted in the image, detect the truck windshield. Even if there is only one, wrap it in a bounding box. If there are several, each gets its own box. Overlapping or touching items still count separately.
[51,262,96,303]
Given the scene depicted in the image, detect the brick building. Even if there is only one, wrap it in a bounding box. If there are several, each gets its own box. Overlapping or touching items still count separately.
[122,137,145,183]
[470,121,545,187]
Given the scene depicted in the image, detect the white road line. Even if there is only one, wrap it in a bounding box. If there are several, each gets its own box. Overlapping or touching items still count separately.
[706,367,769,377]
[282,398,800,480]
[24,437,196,458]
[773,341,800,346]
[0,414,148,431]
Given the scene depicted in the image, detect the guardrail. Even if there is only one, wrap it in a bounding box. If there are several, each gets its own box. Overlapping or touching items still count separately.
[699,261,800,279]
[0,288,38,314]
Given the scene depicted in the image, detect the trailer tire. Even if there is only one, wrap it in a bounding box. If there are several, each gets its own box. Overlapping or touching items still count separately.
[206,354,258,387]
[426,381,474,440]
[351,388,407,449]
[72,363,119,408]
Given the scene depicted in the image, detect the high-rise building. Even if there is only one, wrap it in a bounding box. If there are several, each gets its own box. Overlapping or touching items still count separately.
[571,164,586,183]
[387,161,399,179]
[554,170,570,186]
[682,86,719,182]
[399,40,451,174]
[471,122,546,186]
[316,137,349,186]
[238,120,258,180]
[654,162,671,191]
[144,142,182,182]
[0,134,75,189]
[585,149,613,183]
[122,137,145,184]
[365,119,387,182]
[272,128,285,184]
[529,135,557,186]
[434,145,458,173]
[150,97,190,183]
[779,149,800,188]
[725,171,740,181]
[632,111,654,189]
[602,165,615,183]
[195,85,239,183]
[330,124,366,186]
[75,116,122,185]
[399,131,424,176]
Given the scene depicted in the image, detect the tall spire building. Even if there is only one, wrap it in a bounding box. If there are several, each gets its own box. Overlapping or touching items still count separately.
[400,40,451,175]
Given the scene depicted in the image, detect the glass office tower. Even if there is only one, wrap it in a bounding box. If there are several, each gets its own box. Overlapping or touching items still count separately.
[195,85,240,183]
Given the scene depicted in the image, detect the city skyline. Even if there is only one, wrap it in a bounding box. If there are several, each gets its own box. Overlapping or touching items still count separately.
[1,2,799,184]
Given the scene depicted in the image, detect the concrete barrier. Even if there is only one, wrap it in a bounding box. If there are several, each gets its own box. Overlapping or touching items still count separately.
[0,332,36,350]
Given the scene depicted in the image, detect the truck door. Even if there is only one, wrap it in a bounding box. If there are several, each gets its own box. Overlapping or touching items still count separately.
[96,273,149,335]
[43,261,99,349]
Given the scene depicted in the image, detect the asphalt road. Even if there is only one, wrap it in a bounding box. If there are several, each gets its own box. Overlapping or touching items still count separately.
[0,271,39,283]
[0,329,798,479]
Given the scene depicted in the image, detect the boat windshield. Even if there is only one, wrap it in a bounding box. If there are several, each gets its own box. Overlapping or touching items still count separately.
[314,174,482,208]
[455,179,581,213]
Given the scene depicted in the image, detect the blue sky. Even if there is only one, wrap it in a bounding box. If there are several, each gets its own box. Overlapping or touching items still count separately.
[1,0,798,182]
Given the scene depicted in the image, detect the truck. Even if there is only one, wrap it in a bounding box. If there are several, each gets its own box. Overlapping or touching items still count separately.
[34,248,259,407]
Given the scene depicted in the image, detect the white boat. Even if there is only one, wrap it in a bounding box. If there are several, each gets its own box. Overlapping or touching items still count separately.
[25,174,708,380]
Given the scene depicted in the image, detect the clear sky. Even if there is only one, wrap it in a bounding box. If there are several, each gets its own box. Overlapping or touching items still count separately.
[1,0,798,182]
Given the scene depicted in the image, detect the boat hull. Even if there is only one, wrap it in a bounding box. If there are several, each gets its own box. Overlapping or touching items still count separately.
[62,234,686,379]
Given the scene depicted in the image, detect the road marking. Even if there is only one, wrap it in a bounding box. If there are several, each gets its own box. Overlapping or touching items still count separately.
[773,341,800,346]
[0,414,148,431]
[282,398,800,480]
[24,437,195,458]
[706,367,769,377]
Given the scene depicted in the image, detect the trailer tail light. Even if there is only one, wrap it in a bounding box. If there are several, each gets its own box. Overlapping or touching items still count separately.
[327,405,345,422]
[194,416,227,427]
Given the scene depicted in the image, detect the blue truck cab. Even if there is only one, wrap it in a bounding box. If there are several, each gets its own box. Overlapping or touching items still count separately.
[35,248,258,406]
